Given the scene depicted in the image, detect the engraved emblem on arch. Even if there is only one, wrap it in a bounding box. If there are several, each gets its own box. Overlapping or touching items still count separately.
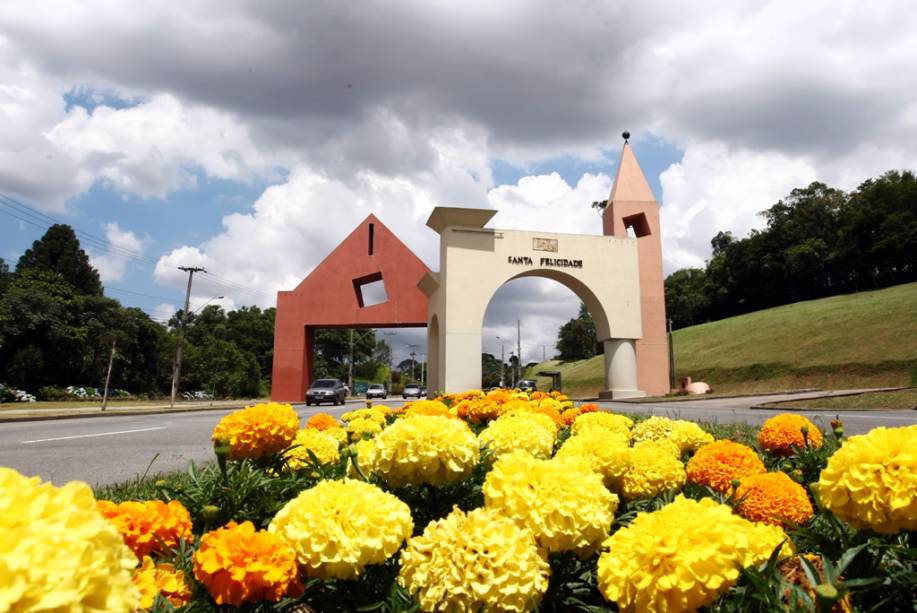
[532,237,558,252]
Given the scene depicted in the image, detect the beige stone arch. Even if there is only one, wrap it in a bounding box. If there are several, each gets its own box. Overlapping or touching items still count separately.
[420,207,645,398]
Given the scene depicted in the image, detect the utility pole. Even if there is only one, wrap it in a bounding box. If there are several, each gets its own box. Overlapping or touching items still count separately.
[407,344,418,382]
[541,344,547,362]
[516,319,522,384]
[497,336,505,387]
[101,338,116,411]
[420,353,425,387]
[348,329,354,391]
[384,331,396,390]
[171,266,205,408]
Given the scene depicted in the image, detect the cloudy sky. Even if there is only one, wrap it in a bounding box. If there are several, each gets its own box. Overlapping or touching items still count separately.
[1,1,916,365]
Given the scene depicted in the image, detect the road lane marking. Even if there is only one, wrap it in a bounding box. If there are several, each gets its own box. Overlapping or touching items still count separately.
[21,426,167,444]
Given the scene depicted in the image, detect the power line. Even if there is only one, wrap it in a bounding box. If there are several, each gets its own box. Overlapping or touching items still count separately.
[1,192,276,303]
[0,194,160,265]
[104,285,183,303]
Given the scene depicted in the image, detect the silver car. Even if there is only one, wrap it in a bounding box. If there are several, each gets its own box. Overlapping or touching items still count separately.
[366,383,388,399]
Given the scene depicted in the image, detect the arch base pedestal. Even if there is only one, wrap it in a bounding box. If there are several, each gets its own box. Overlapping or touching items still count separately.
[598,339,646,400]
[598,389,646,400]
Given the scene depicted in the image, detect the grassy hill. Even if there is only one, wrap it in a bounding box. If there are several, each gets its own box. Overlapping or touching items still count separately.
[526,282,917,398]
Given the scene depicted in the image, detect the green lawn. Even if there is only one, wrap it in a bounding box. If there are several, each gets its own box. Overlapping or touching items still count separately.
[527,283,917,398]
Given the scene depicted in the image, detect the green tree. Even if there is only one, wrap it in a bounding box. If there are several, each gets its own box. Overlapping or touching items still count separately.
[16,224,102,296]
[481,353,503,388]
[0,258,9,296]
[0,269,83,389]
[182,338,261,398]
[556,303,598,361]
[664,268,711,329]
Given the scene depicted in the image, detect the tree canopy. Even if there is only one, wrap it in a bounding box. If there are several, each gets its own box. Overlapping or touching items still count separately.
[556,303,598,361]
[16,224,103,296]
[665,171,917,327]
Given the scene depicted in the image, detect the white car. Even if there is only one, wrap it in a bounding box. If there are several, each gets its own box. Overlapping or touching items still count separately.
[366,383,388,399]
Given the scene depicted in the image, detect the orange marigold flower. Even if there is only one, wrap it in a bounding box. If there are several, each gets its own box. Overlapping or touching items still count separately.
[193,520,302,606]
[306,412,339,431]
[687,440,766,492]
[578,403,599,414]
[759,414,824,456]
[212,402,300,460]
[561,407,583,426]
[97,499,192,558]
[133,556,192,610]
[736,472,814,527]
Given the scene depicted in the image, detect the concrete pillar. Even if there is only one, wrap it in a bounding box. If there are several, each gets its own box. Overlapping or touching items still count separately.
[599,339,645,400]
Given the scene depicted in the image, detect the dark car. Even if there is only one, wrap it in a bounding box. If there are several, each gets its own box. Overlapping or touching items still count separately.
[306,378,348,406]
[518,379,537,393]
[366,383,388,399]
[419,386,428,398]
[402,383,422,399]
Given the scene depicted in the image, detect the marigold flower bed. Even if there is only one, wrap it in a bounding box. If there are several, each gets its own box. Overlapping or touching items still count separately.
[1,392,915,611]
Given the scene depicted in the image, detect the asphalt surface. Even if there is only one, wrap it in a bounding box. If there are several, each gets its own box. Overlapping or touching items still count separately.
[0,392,913,487]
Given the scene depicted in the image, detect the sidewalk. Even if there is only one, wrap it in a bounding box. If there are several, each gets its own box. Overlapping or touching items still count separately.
[0,399,259,423]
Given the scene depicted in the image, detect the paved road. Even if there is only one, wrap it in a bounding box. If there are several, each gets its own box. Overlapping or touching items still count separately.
[0,392,913,487]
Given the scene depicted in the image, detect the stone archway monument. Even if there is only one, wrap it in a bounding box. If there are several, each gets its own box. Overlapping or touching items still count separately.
[419,139,669,398]
[271,138,669,400]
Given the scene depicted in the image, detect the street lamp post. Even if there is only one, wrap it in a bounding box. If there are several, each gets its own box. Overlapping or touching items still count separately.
[497,336,505,387]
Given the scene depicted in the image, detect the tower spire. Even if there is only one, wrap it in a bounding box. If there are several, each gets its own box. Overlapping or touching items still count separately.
[608,134,656,205]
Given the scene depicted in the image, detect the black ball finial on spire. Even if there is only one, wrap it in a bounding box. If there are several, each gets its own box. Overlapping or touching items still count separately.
[622,130,630,142]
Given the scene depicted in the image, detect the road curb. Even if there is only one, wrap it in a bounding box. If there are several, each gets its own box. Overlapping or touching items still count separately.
[748,387,913,411]
[0,402,256,424]
[590,388,822,404]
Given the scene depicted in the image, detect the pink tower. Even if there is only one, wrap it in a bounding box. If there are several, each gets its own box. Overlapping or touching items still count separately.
[602,135,670,396]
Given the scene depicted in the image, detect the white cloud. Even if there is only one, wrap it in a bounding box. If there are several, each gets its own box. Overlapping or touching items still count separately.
[88,222,147,282]
[45,93,279,200]
[152,302,175,323]
[659,142,818,270]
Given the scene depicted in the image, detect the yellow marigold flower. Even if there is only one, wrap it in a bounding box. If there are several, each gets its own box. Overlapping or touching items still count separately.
[483,450,618,555]
[371,415,479,487]
[499,408,559,435]
[342,407,388,425]
[746,522,796,563]
[347,438,377,478]
[0,468,139,611]
[817,425,917,534]
[211,401,299,460]
[306,412,339,430]
[285,428,340,469]
[621,441,686,500]
[398,507,550,612]
[759,413,824,456]
[133,556,192,609]
[347,416,384,441]
[632,416,714,453]
[403,399,454,418]
[571,411,633,440]
[687,440,766,492]
[556,430,631,490]
[194,520,301,606]
[324,425,348,445]
[736,472,814,527]
[97,499,192,558]
[597,496,789,612]
[672,420,715,452]
[478,414,556,458]
[269,479,413,579]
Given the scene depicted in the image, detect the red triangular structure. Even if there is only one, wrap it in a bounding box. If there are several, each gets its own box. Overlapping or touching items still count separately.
[272,215,430,401]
